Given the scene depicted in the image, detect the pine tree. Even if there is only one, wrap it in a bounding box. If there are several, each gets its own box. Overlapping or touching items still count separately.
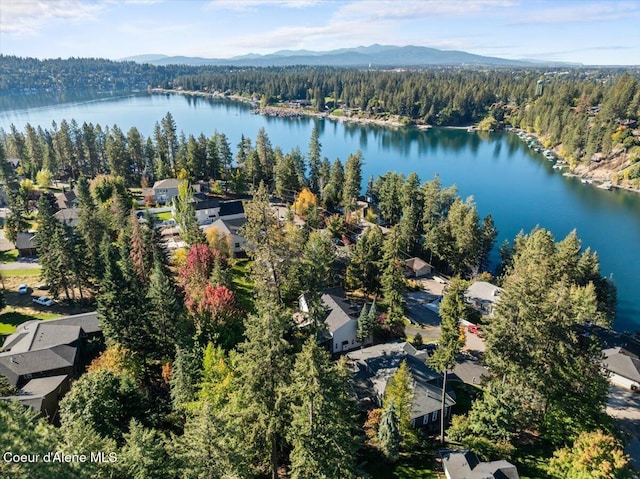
[146,259,184,359]
[308,125,322,193]
[356,303,370,344]
[173,180,206,246]
[170,344,202,413]
[383,360,416,448]
[429,277,467,443]
[287,338,358,479]
[230,302,292,478]
[378,400,400,462]
[381,229,406,330]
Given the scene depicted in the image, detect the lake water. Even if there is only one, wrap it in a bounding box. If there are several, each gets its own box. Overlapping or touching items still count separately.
[1,92,639,333]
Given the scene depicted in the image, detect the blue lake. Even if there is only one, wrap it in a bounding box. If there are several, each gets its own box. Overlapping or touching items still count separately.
[1,92,639,332]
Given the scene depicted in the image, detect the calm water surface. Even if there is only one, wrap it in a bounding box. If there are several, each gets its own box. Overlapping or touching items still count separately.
[1,92,639,332]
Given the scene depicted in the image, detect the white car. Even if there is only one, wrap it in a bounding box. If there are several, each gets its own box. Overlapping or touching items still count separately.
[18,284,28,295]
[32,296,54,307]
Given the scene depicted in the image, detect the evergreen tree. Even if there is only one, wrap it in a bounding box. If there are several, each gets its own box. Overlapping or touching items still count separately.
[383,360,416,448]
[380,229,406,330]
[287,338,358,479]
[308,124,322,193]
[356,303,371,344]
[429,277,467,443]
[146,259,184,359]
[378,400,400,462]
[120,420,170,479]
[173,180,206,246]
[97,237,151,368]
[230,302,292,478]
[170,344,203,413]
[343,151,363,210]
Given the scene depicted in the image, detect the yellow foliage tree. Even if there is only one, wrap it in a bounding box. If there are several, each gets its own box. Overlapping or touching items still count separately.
[292,187,317,216]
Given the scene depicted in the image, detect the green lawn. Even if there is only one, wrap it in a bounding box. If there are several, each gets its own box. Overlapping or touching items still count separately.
[1,268,42,278]
[360,441,439,479]
[0,249,19,263]
[0,310,62,335]
[154,211,173,221]
[231,258,254,313]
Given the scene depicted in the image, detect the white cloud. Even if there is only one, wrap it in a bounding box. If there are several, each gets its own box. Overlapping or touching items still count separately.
[206,0,319,11]
[332,0,516,21]
[1,0,105,36]
[509,1,640,25]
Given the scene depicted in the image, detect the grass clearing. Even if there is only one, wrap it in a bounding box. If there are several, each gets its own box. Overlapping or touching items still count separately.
[154,211,173,221]
[0,249,19,263]
[360,440,439,479]
[1,268,42,278]
[231,258,254,313]
[0,308,62,335]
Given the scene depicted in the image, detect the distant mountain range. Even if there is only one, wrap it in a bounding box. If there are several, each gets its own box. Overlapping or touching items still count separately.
[122,44,559,67]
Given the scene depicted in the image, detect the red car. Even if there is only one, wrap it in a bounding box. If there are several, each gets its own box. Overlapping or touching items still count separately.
[467,324,481,335]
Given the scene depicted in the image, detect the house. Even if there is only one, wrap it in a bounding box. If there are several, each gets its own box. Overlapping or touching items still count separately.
[14,232,37,257]
[1,375,70,421]
[54,190,78,210]
[603,347,640,391]
[152,178,183,204]
[347,342,456,430]
[0,312,102,418]
[440,449,520,479]
[219,200,245,220]
[194,197,222,224]
[405,257,434,278]
[464,281,503,316]
[54,208,80,228]
[321,289,363,354]
[203,218,247,254]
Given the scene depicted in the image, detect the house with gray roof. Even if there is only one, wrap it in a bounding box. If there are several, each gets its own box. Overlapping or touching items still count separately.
[54,208,80,227]
[440,449,520,479]
[1,375,70,421]
[54,190,78,210]
[0,312,102,418]
[203,217,247,254]
[347,342,456,430]
[152,178,183,204]
[14,231,37,257]
[321,289,363,354]
[464,281,503,316]
[603,347,640,391]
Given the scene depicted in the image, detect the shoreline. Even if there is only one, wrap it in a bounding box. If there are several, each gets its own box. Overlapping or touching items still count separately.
[149,88,417,130]
[150,88,639,195]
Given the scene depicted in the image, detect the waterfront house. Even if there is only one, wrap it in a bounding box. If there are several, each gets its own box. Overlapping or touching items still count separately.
[603,347,640,391]
[405,257,434,278]
[464,281,503,316]
[347,342,455,431]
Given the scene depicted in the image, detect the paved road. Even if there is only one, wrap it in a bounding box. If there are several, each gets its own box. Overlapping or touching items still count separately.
[0,259,41,270]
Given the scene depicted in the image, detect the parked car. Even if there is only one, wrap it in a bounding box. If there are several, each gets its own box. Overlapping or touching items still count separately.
[33,296,54,307]
[18,284,29,295]
[467,324,482,335]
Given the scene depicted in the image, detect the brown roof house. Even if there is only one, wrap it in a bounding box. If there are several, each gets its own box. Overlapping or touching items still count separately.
[405,257,434,278]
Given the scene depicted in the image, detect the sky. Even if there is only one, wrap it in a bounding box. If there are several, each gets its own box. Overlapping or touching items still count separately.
[1,0,639,65]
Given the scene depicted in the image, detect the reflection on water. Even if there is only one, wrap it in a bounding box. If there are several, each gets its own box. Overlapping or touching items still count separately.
[1,91,639,332]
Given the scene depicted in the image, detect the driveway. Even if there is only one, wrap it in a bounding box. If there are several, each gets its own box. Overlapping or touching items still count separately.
[607,385,640,471]
[404,291,441,326]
